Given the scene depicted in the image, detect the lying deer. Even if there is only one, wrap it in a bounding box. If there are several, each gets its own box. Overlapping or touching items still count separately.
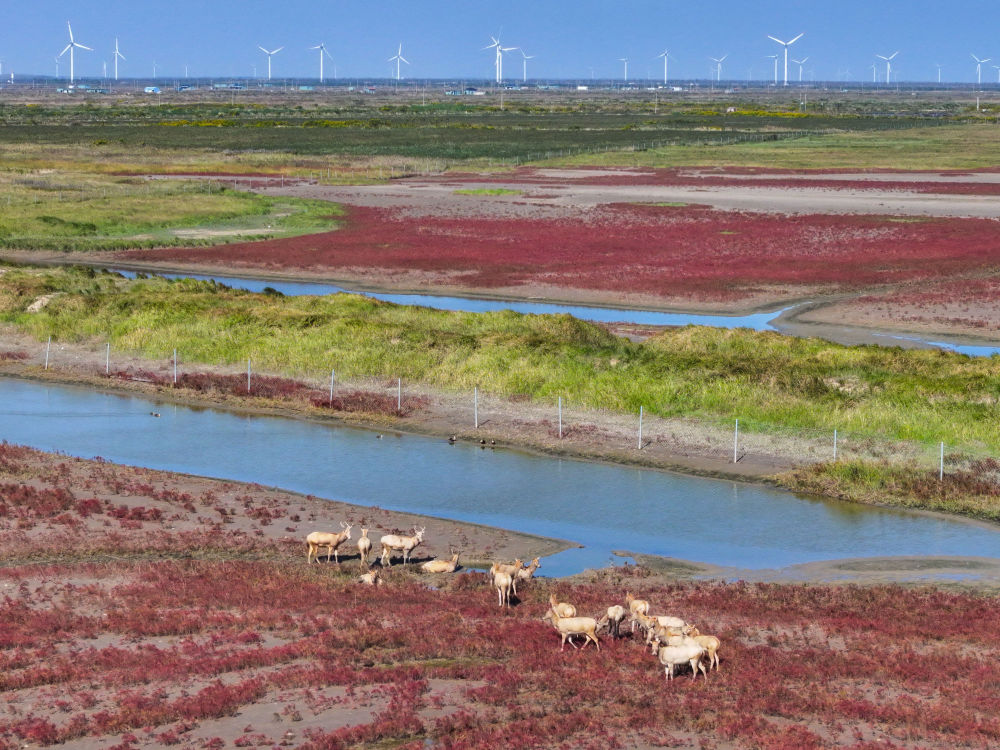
[380,526,426,566]
[420,551,461,574]
[306,522,353,564]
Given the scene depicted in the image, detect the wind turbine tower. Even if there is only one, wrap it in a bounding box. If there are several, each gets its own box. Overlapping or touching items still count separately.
[792,57,808,82]
[58,22,92,84]
[710,54,728,83]
[113,37,125,81]
[388,43,409,80]
[656,49,672,84]
[309,43,333,82]
[483,35,516,84]
[875,51,898,84]
[935,63,943,84]
[767,33,803,86]
[764,55,778,85]
[519,49,534,83]
[619,57,629,81]
[971,54,991,86]
[258,45,284,80]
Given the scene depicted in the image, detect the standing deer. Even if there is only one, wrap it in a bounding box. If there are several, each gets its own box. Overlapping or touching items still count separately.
[514,557,541,594]
[494,569,514,608]
[306,522,353,564]
[356,528,372,568]
[379,526,426,566]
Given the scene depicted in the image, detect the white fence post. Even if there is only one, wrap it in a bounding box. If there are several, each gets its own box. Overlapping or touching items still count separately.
[939,442,944,481]
[397,378,401,411]
[638,406,644,449]
[247,358,251,393]
[105,342,110,375]
[173,348,178,385]
[44,336,51,370]
[733,419,739,463]
[558,396,563,439]
[833,429,838,461]
[329,369,335,406]
[474,386,479,428]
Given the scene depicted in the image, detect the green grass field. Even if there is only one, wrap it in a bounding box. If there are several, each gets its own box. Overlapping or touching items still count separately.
[0,173,340,251]
[549,123,1000,170]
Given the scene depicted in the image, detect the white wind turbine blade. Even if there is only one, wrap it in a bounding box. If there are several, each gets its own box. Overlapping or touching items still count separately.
[273,47,284,54]
[258,46,268,54]
[76,44,93,51]
[59,44,71,58]
[888,51,899,60]
[767,35,785,45]
[787,33,804,46]
[67,21,74,43]
[719,54,728,62]
[399,56,409,64]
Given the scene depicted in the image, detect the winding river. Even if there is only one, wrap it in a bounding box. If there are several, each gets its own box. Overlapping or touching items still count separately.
[3,377,998,577]
[113,269,1000,357]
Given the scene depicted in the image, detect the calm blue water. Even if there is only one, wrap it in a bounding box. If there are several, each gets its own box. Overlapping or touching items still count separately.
[115,270,787,330]
[113,268,1000,356]
[3,377,997,576]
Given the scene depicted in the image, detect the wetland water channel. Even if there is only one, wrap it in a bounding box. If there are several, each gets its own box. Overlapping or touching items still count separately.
[113,269,1000,357]
[3,377,999,577]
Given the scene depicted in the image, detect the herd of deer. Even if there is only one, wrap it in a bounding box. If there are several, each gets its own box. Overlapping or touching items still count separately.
[308,525,719,681]
[537,590,721,681]
[306,523,459,586]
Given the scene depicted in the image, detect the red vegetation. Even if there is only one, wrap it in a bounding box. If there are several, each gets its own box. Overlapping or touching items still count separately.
[108,368,425,417]
[132,203,1000,301]
[2,559,1000,748]
[0,350,29,361]
[4,443,1000,748]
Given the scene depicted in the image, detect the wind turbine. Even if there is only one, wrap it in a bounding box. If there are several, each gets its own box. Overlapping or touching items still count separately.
[54,57,60,79]
[767,33,803,86]
[765,54,778,85]
[869,63,877,84]
[971,54,991,86]
[58,21,92,84]
[656,49,673,84]
[113,37,125,81]
[993,64,1000,84]
[309,43,333,82]
[388,43,409,80]
[875,51,898,85]
[483,34,516,83]
[519,49,534,83]
[791,57,808,82]
[619,57,629,81]
[935,63,943,84]
[257,45,283,80]
[709,54,728,82]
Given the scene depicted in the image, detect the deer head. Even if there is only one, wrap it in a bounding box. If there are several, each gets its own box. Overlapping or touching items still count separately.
[340,522,353,539]
[413,526,426,541]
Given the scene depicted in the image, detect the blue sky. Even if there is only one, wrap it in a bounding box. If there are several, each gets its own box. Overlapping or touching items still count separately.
[3,0,1000,83]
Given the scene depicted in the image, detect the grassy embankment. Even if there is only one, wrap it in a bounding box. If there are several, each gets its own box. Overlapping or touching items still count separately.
[3,266,1000,522]
[0,172,341,251]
